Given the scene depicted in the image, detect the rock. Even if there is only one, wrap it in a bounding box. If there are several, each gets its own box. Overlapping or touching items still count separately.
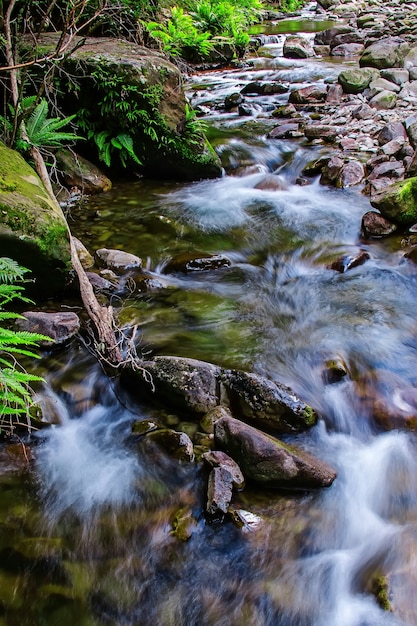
[381,139,405,156]
[33,34,222,181]
[330,31,364,48]
[289,85,328,104]
[171,508,198,541]
[337,160,366,187]
[328,250,370,272]
[338,68,380,94]
[380,68,410,85]
[405,150,417,177]
[162,251,231,273]
[0,142,71,298]
[86,272,115,293]
[406,122,417,148]
[352,103,375,120]
[240,81,288,95]
[220,369,317,433]
[283,35,315,58]
[271,103,298,118]
[370,178,417,227]
[224,92,243,110]
[331,43,365,57]
[320,155,344,185]
[325,83,344,103]
[367,160,405,181]
[146,429,194,462]
[238,103,255,116]
[369,90,398,110]
[55,150,112,194]
[302,156,330,177]
[131,419,160,436]
[16,311,80,347]
[123,356,221,416]
[95,248,142,273]
[214,415,336,489]
[404,46,417,70]
[314,25,355,46]
[359,37,408,69]
[202,450,245,489]
[206,467,234,516]
[369,77,401,94]
[322,358,348,384]
[304,125,340,142]
[268,123,301,139]
[253,175,289,190]
[73,237,94,270]
[200,406,230,434]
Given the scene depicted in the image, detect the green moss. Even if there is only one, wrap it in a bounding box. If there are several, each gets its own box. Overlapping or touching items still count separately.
[372,575,392,612]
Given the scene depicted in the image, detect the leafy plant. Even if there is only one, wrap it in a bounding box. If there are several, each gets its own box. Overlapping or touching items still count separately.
[0,257,50,436]
[18,98,81,151]
[146,6,214,58]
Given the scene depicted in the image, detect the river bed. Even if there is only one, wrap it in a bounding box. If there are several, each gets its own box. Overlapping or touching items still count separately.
[1,6,417,626]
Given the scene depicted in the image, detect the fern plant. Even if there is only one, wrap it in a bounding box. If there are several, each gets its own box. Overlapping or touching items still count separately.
[17,98,81,151]
[0,258,50,436]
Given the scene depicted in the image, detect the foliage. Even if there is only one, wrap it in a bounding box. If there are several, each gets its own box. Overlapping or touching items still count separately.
[0,258,50,436]
[146,6,214,58]
[275,0,305,12]
[18,98,81,151]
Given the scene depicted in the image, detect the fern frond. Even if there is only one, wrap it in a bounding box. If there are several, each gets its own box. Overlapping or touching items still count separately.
[25,98,48,140]
[0,257,28,283]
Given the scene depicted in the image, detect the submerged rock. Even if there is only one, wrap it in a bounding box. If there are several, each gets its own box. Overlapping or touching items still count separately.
[206,466,234,516]
[16,311,80,346]
[162,251,231,274]
[214,415,336,489]
[56,150,112,194]
[146,429,194,462]
[95,248,142,273]
[202,450,245,489]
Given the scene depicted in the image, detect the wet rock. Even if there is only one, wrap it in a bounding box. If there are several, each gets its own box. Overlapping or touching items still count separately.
[220,369,317,433]
[367,160,405,181]
[325,83,344,104]
[202,450,245,489]
[240,81,288,95]
[56,149,112,194]
[214,415,336,489]
[404,46,417,70]
[304,125,340,142]
[322,358,348,384]
[131,419,161,436]
[162,251,231,273]
[338,160,366,187]
[283,35,315,58]
[73,237,94,269]
[314,25,354,46]
[338,68,380,94]
[95,248,142,273]
[359,37,409,69]
[406,121,417,148]
[200,405,231,434]
[302,156,330,177]
[370,177,417,227]
[331,43,365,57]
[86,271,115,293]
[238,102,255,116]
[369,90,398,110]
[253,174,289,190]
[328,250,370,273]
[16,311,80,347]
[361,211,398,238]
[272,103,298,118]
[381,138,406,157]
[330,31,364,48]
[405,150,417,178]
[206,466,234,516]
[289,85,328,104]
[268,123,301,139]
[352,103,375,120]
[224,92,243,110]
[171,508,198,541]
[146,429,194,462]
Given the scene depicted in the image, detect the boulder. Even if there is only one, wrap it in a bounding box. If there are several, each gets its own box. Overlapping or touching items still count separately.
[224,92,243,110]
[378,122,407,145]
[95,248,142,273]
[370,178,417,227]
[253,175,289,191]
[328,250,370,272]
[202,450,245,489]
[380,68,409,86]
[240,81,288,95]
[16,311,80,346]
[338,68,380,94]
[289,85,328,104]
[369,90,398,110]
[369,77,401,94]
[214,415,336,489]
[55,150,112,194]
[146,429,194,462]
[331,43,365,57]
[162,251,231,273]
[359,37,408,69]
[32,34,222,181]
[304,125,340,142]
[220,369,317,433]
[283,35,315,59]
[314,25,355,46]
[268,124,301,139]
[0,142,71,297]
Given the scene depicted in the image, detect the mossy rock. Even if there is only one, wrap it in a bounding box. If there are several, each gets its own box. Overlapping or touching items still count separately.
[0,142,71,297]
[370,177,417,227]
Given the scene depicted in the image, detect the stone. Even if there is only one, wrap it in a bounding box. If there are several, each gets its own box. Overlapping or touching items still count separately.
[283,35,315,58]
[326,84,344,103]
[377,122,407,145]
[72,237,94,269]
[146,429,194,462]
[322,358,348,384]
[214,415,336,489]
[320,155,344,185]
[268,123,301,139]
[404,46,417,70]
[200,406,231,434]
[370,178,417,227]
[405,150,417,177]
[369,90,398,110]
[381,139,405,156]
[407,122,417,148]
[220,369,317,433]
[238,103,254,116]
[95,248,142,273]
[314,25,355,46]
[271,103,298,118]
[162,251,231,273]
[328,250,370,272]
[206,467,234,516]
[16,311,80,346]
[337,160,366,187]
[331,43,365,57]
[0,142,71,298]
[380,68,410,85]
[202,450,245,489]
[56,150,112,194]
[224,92,243,110]
[288,85,328,104]
[254,175,288,191]
[367,160,405,181]
[359,36,408,69]
[369,77,401,94]
[352,103,375,120]
[86,272,115,293]
[240,81,288,95]
[304,125,340,142]
[338,68,380,94]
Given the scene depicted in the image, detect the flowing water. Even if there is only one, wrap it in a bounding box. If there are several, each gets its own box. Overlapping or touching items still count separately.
[2,7,417,626]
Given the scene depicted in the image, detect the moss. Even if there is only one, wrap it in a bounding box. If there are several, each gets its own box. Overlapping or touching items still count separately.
[371,575,392,612]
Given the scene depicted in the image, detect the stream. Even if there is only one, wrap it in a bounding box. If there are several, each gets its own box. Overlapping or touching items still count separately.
[2,5,417,626]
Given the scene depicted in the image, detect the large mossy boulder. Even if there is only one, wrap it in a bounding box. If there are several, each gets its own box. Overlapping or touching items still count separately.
[338,68,380,94]
[359,37,409,70]
[28,35,222,182]
[370,178,417,227]
[0,143,71,297]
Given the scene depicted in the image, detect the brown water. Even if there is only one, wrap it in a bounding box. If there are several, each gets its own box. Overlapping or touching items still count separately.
[1,8,417,626]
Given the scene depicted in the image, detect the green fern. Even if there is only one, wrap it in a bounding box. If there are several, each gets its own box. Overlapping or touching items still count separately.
[0,257,51,435]
[23,98,81,149]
